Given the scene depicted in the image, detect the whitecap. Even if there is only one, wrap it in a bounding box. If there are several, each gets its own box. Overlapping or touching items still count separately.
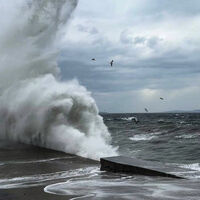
[175,134,197,139]
[129,134,156,141]
[180,163,200,171]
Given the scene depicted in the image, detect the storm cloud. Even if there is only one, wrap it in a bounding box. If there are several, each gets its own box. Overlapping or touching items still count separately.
[58,0,200,112]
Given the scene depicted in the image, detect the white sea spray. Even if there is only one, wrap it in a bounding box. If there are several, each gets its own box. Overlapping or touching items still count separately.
[0,0,117,160]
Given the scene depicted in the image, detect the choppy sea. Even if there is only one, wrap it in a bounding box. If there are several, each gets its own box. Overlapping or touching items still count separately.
[1,113,200,200]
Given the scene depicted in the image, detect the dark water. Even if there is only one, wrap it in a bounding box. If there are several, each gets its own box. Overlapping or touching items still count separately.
[104,113,200,164]
[1,113,200,200]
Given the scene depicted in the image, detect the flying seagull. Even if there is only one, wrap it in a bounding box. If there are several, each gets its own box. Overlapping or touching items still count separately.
[91,58,96,61]
[110,60,114,67]
[160,97,164,100]
[144,108,149,112]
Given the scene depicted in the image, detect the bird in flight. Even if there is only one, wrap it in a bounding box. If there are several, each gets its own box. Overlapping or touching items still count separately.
[110,60,114,67]
[160,97,164,100]
[144,108,149,112]
[91,58,96,61]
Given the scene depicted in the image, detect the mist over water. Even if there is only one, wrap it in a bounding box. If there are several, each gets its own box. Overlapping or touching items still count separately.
[0,0,117,160]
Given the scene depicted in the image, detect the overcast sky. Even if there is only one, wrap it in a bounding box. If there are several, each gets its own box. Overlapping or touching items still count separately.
[58,0,200,113]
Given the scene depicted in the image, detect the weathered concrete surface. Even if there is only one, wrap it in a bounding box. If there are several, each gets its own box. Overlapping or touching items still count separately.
[100,156,184,179]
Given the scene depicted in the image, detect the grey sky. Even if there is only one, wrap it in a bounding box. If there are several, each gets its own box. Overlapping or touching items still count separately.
[58,0,200,113]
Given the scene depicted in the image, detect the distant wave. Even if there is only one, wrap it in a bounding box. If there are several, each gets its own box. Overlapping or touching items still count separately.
[175,134,198,139]
[129,134,157,141]
[180,163,200,171]
[121,117,138,121]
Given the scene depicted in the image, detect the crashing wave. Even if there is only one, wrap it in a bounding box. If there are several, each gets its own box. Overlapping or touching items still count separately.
[0,0,117,160]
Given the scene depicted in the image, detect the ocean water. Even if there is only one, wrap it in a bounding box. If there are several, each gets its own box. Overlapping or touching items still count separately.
[1,1,200,199]
[1,113,200,200]
[105,113,200,164]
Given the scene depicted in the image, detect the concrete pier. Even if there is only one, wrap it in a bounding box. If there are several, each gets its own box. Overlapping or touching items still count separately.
[100,156,184,179]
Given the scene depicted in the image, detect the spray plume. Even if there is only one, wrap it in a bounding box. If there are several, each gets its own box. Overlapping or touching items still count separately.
[0,0,117,160]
